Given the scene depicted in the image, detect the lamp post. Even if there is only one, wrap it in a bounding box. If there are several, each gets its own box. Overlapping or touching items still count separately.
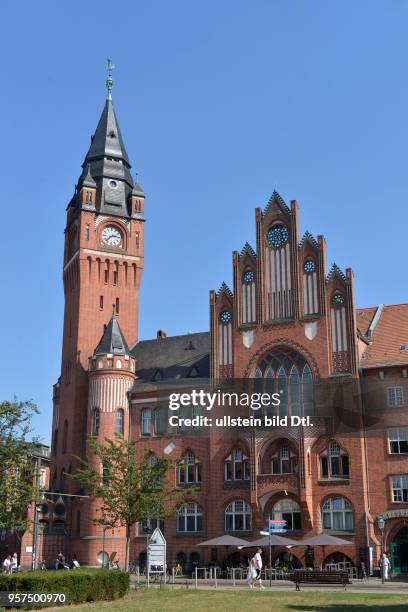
[378,515,385,584]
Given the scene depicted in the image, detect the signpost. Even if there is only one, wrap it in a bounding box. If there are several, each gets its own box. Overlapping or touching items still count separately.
[147,528,166,587]
[260,519,287,586]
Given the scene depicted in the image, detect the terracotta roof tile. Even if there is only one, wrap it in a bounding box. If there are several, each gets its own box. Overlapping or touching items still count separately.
[356,303,408,368]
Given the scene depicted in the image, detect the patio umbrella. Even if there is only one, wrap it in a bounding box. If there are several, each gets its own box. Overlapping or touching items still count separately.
[241,534,298,548]
[295,534,352,569]
[197,535,250,547]
[197,535,250,574]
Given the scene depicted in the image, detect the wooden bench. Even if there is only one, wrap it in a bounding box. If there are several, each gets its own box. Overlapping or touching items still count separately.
[289,570,351,591]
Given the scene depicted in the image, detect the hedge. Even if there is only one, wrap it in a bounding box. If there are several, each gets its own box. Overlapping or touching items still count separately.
[0,569,129,607]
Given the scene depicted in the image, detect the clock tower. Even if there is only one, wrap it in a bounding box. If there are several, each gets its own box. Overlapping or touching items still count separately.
[55,67,145,465]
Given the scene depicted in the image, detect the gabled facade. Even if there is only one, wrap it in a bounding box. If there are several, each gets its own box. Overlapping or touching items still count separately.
[22,87,408,575]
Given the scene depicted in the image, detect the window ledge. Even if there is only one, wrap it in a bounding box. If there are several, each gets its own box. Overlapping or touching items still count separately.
[175,531,204,537]
[322,530,355,536]
[177,483,202,489]
[318,478,350,486]
[224,530,253,536]
[223,480,250,489]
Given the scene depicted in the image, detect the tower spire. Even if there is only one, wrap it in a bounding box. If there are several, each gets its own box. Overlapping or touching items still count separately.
[106,58,115,100]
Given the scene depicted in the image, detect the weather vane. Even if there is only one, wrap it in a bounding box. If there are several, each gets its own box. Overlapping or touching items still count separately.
[106,58,115,99]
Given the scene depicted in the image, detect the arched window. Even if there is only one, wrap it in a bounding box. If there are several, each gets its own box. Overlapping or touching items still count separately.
[269,499,301,531]
[265,223,292,319]
[270,443,298,475]
[92,408,100,437]
[177,502,203,533]
[141,408,152,435]
[320,441,349,480]
[178,452,201,484]
[62,420,68,454]
[115,409,124,435]
[241,269,256,324]
[303,258,319,315]
[254,349,314,416]
[225,448,249,481]
[322,497,354,531]
[225,500,252,532]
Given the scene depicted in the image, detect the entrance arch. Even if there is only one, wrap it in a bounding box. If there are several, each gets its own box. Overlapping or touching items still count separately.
[390,527,408,573]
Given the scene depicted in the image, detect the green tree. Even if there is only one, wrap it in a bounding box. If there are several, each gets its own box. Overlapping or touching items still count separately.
[0,398,40,533]
[72,435,191,570]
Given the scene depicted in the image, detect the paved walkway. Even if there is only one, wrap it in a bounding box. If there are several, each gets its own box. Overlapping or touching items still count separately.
[130,576,408,595]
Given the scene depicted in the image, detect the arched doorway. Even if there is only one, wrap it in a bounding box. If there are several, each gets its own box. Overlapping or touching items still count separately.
[273,551,302,570]
[390,527,408,573]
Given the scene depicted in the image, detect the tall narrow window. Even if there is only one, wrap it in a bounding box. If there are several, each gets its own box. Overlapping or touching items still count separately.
[62,420,68,455]
[99,296,104,309]
[331,293,349,373]
[115,298,120,314]
[113,270,118,285]
[135,232,140,250]
[85,224,90,241]
[53,429,58,456]
[224,448,249,481]
[218,310,232,377]
[115,409,124,435]
[255,350,314,417]
[104,269,109,284]
[92,408,100,437]
[154,407,165,435]
[178,452,202,484]
[265,224,292,320]
[141,408,152,435]
[320,441,349,479]
[303,258,319,314]
[241,270,256,324]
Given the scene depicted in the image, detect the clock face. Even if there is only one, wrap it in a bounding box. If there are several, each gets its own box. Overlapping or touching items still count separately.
[102,226,122,247]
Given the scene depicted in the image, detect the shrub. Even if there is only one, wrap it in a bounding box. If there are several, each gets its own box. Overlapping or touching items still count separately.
[0,569,129,607]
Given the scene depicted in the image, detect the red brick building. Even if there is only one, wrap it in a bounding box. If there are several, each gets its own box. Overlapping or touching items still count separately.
[25,88,408,574]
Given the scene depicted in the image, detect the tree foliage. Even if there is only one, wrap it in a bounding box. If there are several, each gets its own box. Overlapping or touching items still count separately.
[72,435,191,569]
[0,398,40,532]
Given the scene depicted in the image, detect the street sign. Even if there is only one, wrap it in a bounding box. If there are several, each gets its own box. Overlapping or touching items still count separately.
[147,528,166,575]
[264,519,287,534]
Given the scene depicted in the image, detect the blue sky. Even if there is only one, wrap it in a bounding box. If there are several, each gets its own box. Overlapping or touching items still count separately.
[1,0,408,444]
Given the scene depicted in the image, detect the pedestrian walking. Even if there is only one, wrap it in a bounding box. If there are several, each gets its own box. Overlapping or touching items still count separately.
[381,553,391,581]
[253,548,265,590]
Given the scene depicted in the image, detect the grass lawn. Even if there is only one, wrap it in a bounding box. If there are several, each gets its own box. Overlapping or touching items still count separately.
[41,588,408,612]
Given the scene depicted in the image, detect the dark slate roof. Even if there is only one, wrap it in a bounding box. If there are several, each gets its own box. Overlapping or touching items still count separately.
[131,332,210,386]
[79,163,97,188]
[68,98,141,220]
[94,315,130,356]
[85,98,130,166]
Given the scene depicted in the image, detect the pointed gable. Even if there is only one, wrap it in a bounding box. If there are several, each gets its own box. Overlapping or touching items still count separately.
[263,190,291,217]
